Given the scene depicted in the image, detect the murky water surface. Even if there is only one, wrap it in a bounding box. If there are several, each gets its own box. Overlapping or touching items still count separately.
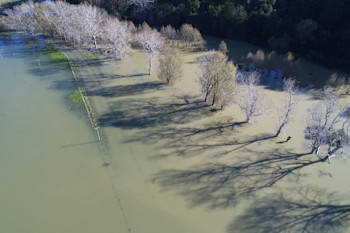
[1,33,349,233]
[0,33,127,233]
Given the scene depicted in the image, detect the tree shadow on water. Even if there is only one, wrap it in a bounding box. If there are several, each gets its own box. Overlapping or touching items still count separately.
[88,81,164,98]
[125,120,277,158]
[98,96,212,129]
[228,186,350,233]
[153,149,321,209]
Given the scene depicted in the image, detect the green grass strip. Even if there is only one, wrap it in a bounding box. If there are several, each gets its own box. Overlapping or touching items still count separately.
[82,51,98,60]
[68,89,83,104]
[44,43,69,66]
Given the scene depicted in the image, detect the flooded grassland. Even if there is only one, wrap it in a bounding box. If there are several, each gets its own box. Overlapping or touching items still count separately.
[1,33,350,233]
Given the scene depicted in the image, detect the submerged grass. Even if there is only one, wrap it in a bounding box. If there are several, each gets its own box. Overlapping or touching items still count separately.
[82,51,98,60]
[68,89,83,104]
[44,43,69,66]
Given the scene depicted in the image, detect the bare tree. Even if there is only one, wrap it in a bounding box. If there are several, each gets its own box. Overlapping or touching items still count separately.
[305,86,350,163]
[198,51,236,108]
[76,4,107,49]
[137,24,164,75]
[275,78,300,137]
[6,1,37,36]
[102,18,132,60]
[234,72,268,123]
[48,1,76,41]
[158,48,182,84]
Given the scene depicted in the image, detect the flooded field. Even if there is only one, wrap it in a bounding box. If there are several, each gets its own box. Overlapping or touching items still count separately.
[0,33,129,233]
[1,33,350,233]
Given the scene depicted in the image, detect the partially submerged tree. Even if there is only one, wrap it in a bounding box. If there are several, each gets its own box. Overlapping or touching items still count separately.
[234,72,268,123]
[102,18,132,60]
[6,1,37,36]
[305,86,350,163]
[48,0,76,41]
[198,51,236,108]
[77,4,107,49]
[158,48,182,85]
[34,1,58,37]
[138,23,164,74]
[275,78,300,137]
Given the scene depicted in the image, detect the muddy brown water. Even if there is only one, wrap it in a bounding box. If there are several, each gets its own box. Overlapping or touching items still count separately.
[1,33,350,233]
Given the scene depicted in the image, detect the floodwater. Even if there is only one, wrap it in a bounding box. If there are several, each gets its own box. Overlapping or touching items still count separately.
[1,32,350,233]
[0,33,128,233]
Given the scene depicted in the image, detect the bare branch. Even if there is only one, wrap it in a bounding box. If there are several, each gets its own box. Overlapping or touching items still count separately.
[233,71,269,123]
[275,78,300,136]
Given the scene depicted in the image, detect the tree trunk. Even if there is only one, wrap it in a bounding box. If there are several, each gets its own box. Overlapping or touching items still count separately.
[93,36,97,49]
[148,55,153,75]
[211,93,216,106]
[204,92,209,103]
[275,104,292,137]
[275,121,285,137]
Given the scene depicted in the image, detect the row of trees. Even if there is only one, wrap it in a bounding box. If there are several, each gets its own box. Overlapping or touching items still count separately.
[197,49,295,131]
[5,1,350,163]
[5,1,133,59]
[4,1,204,74]
[197,49,350,162]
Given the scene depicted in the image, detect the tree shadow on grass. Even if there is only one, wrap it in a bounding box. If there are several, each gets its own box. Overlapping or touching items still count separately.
[153,149,320,209]
[228,186,350,233]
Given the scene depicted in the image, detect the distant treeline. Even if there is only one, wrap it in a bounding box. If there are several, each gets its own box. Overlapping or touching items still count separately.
[67,0,350,70]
